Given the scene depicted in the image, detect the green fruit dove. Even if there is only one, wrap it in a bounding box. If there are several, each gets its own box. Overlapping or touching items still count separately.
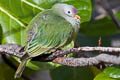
[15,3,80,78]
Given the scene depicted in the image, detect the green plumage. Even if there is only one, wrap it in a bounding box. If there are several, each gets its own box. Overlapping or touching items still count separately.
[25,10,74,58]
[15,3,80,78]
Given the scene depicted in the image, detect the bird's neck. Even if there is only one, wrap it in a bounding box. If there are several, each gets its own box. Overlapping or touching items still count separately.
[64,16,80,32]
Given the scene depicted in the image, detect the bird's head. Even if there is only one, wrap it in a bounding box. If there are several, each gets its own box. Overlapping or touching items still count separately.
[52,3,80,26]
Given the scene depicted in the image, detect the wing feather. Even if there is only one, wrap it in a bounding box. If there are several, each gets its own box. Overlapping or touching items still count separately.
[25,10,74,57]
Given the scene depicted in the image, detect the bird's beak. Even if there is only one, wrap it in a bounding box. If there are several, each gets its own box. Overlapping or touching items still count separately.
[74,15,80,20]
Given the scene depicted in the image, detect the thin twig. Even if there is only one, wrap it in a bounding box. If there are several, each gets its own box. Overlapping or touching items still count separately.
[44,47,120,61]
[101,0,120,29]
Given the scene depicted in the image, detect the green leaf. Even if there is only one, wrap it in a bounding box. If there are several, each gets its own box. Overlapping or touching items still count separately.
[0,7,26,45]
[50,66,94,80]
[94,72,117,80]
[0,25,2,43]
[27,0,60,9]
[27,0,92,22]
[0,0,43,24]
[94,67,120,80]
[104,67,120,79]
[80,12,120,36]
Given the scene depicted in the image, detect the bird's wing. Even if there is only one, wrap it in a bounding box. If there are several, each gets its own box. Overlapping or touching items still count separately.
[25,10,74,58]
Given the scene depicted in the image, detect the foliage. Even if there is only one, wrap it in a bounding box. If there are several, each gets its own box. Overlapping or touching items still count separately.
[94,67,120,80]
[50,66,94,80]
[0,61,23,80]
[0,0,120,80]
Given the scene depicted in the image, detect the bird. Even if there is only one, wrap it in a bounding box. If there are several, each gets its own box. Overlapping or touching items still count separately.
[15,3,80,78]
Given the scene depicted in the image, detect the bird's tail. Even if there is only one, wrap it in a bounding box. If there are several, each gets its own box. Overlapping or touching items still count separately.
[14,59,28,78]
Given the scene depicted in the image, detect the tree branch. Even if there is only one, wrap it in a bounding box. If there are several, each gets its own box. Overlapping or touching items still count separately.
[0,44,24,58]
[44,46,120,61]
[53,54,120,66]
[1,44,120,67]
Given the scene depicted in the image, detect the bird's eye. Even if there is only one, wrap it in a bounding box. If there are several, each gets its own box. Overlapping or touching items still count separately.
[64,9,73,17]
[68,11,71,14]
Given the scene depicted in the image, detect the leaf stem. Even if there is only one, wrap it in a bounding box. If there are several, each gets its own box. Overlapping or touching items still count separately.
[0,7,26,27]
[22,0,45,11]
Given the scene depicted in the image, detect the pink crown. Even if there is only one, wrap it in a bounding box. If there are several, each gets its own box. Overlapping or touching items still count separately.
[73,8,77,14]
